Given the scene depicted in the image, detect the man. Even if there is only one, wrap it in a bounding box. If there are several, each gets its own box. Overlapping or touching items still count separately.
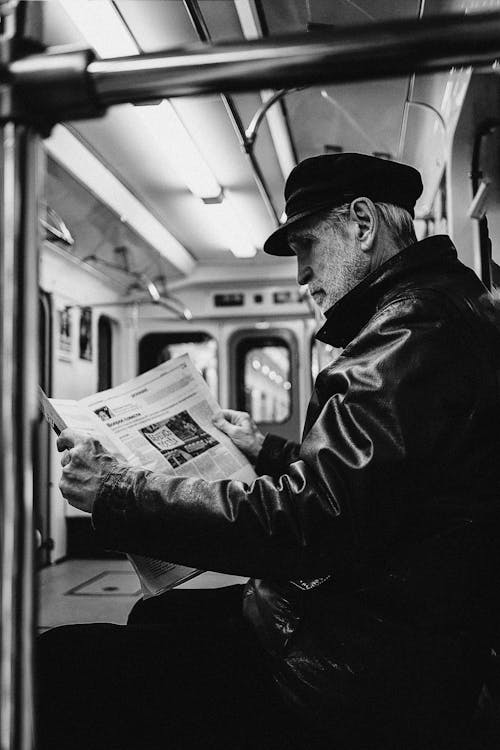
[38,153,500,750]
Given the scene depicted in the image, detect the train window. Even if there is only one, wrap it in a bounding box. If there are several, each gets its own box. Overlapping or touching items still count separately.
[139,332,218,399]
[231,329,300,442]
[239,339,291,424]
[98,315,113,391]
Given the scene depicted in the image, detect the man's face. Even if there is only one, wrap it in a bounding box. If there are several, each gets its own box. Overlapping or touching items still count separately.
[288,216,368,313]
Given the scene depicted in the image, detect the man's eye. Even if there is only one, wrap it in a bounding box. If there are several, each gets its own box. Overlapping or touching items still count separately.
[291,238,313,253]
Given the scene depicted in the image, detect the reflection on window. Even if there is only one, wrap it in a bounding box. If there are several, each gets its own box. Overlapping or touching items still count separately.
[311,340,341,382]
[157,339,218,399]
[244,345,290,423]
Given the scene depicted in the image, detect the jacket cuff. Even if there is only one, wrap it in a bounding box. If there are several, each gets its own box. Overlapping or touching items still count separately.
[91,465,138,548]
[255,433,290,476]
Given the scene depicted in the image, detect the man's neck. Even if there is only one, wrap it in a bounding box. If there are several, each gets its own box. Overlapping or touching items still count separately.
[369,231,405,275]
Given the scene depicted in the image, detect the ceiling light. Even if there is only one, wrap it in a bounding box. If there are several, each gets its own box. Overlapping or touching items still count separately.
[58,0,138,58]
[59,0,222,201]
[58,0,257,260]
[204,194,256,258]
[135,102,221,200]
[45,125,195,275]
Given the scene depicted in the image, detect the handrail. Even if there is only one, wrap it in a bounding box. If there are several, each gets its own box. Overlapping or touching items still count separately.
[7,11,500,125]
[87,11,500,104]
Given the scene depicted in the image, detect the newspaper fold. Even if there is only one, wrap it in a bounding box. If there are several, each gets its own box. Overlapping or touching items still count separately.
[39,354,256,598]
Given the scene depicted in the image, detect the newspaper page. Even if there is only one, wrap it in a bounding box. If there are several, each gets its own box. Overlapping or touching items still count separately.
[78,354,256,484]
[40,355,257,598]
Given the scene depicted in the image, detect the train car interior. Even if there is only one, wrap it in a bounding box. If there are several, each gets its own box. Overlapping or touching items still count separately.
[3,0,500,746]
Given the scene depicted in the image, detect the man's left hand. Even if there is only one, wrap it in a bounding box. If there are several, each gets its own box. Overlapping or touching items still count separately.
[57,429,121,514]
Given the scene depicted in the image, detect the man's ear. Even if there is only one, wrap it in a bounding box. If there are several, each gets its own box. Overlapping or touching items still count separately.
[349,197,377,252]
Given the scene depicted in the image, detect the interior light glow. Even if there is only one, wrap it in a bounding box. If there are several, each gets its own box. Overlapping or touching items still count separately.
[59,0,222,201]
[58,0,138,58]
[262,365,270,376]
[252,359,261,370]
[205,196,256,258]
[135,102,221,200]
[45,125,195,275]
[283,381,291,390]
[269,370,277,381]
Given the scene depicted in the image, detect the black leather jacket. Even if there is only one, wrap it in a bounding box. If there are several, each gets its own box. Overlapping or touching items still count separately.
[93,235,500,746]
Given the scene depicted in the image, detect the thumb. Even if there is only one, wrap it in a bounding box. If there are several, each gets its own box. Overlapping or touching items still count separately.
[213,416,233,436]
[56,428,79,452]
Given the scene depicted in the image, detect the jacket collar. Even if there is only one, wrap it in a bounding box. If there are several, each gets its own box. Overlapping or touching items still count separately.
[315,235,458,348]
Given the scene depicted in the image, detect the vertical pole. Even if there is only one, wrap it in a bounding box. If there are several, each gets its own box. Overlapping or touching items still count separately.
[0,0,41,742]
[0,106,41,750]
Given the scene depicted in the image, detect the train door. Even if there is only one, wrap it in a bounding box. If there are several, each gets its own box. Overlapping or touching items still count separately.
[35,292,53,567]
[229,328,300,443]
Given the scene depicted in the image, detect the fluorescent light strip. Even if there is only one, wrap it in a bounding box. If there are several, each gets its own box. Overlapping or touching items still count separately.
[45,125,195,275]
[58,0,138,57]
[205,195,256,258]
[134,102,221,200]
[58,0,255,257]
[59,0,221,200]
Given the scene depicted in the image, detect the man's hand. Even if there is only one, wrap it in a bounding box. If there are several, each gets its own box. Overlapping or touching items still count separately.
[57,429,121,514]
[213,409,265,462]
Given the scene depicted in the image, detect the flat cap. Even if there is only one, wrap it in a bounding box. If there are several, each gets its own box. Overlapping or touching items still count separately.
[264,153,423,256]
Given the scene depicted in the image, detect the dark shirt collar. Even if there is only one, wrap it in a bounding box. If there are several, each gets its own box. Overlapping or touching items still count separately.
[315,235,458,348]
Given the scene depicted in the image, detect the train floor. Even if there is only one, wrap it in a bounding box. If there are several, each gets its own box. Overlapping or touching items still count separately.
[37,558,247,631]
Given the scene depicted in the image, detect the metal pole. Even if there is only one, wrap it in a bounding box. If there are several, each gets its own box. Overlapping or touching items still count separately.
[8,11,500,123]
[0,121,40,750]
[75,11,500,106]
[0,6,40,747]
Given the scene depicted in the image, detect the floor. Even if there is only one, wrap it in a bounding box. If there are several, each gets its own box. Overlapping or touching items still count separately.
[37,557,247,631]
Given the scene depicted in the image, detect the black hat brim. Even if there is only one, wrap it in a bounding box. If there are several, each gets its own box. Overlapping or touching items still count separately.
[263,207,326,256]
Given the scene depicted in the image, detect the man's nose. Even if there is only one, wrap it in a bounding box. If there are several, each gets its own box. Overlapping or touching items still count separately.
[297,264,312,287]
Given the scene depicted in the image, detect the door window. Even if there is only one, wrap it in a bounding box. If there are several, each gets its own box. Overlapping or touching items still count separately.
[243,344,291,423]
[139,332,218,399]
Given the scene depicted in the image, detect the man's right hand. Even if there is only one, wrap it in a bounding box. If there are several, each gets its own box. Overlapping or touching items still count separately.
[213,409,265,463]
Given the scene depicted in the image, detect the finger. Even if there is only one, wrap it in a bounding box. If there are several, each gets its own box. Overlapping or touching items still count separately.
[59,474,73,502]
[60,448,72,467]
[56,428,80,452]
[212,416,232,435]
[221,409,250,425]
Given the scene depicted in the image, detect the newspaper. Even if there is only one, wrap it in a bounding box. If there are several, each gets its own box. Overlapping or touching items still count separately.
[39,354,257,598]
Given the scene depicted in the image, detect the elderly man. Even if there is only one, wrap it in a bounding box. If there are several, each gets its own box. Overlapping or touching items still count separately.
[38,154,500,750]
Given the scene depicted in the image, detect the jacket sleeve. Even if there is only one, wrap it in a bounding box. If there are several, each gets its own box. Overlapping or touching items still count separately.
[255,433,301,476]
[92,296,479,580]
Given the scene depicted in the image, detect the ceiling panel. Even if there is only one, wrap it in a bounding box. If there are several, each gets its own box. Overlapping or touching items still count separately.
[115,0,198,49]
[39,0,488,281]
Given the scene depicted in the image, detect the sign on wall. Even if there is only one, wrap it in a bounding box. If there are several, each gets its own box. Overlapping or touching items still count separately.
[57,307,73,361]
